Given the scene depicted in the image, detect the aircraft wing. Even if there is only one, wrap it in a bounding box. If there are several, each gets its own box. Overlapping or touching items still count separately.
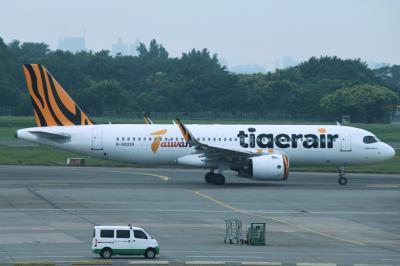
[174,119,258,163]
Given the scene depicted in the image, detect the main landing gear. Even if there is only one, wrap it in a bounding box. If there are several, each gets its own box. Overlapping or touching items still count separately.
[205,172,225,185]
[337,166,348,185]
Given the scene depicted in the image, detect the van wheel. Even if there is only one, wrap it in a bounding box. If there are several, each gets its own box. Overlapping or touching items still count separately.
[144,248,156,259]
[100,248,112,259]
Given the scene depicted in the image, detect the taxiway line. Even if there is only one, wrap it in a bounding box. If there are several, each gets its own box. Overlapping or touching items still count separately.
[193,190,365,246]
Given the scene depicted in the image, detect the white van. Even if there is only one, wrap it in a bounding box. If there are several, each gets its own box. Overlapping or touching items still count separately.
[92,225,159,259]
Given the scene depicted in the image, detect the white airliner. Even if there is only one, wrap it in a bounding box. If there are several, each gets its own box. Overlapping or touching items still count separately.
[16,64,395,185]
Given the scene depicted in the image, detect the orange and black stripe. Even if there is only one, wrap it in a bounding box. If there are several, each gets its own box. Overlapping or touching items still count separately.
[175,118,192,142]
[22,64,93,127]
[144,116,153,124]
[282,154,289,180]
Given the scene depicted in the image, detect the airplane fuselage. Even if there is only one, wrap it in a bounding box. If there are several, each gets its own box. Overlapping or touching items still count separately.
[17,124,395,167]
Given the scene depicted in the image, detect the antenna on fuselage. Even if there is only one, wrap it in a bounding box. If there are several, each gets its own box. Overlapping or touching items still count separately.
[336,121,341,126]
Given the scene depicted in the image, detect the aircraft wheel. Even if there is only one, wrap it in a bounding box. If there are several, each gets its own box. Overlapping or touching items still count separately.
[205,172,215,183]
[214,174,225,185]
[338,177,348,185]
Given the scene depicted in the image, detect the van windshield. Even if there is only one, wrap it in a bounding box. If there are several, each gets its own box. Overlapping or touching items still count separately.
[134,230,148,239]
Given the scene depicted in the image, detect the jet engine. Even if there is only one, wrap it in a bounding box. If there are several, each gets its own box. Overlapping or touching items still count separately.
[235,154,289,181]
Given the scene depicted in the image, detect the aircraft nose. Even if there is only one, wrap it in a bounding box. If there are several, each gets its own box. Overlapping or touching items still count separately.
[384,144,396,160]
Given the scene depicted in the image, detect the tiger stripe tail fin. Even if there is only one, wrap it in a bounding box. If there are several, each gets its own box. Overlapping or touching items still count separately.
[22,64,93,127]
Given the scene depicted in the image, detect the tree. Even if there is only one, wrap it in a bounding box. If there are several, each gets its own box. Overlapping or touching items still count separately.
[76,80,125,115]
[374,65,400,95]
[320,84,399,123]
[0,36,397,119]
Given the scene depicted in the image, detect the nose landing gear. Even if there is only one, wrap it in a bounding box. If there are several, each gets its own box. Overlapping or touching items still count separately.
[337,166,348,185]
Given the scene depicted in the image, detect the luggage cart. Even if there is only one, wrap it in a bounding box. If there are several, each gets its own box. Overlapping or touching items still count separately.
[248,222,266,245]
[224,219,244,244]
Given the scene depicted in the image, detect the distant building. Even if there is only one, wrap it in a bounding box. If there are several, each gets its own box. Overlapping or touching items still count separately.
[58,37,86,53]
[230,64,267,74]
[282,56,297,68]
[275,56,298,70]
[368,62,390,69]
[111,38,140,56]
[111,38,128,55]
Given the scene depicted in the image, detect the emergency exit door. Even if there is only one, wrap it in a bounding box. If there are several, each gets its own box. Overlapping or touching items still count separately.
[92,128,103,150]
[340,130,351,151]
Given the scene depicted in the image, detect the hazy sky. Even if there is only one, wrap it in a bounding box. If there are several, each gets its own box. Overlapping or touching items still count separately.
[1,0,399,67]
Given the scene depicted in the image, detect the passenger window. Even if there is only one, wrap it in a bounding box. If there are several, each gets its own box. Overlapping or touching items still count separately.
[224,138,227,141]
[117,230,130,239]
[116,137,119,141]
[122,137,125,141]
[202,138,205,141]
[138,137,141,141]
[100,230,114,238]
[181,138,184,141]
[363,136,378,144]
[133,230,148,239]
[127,137,130,141]
[176,138,179,141]
[234,138,238,141]
[143,137,146,141]
[218,138,221,141]
[229,138,232,141]
[149,137,152,141]
[208,138,211,141]
[133,137,135,141]
[213,138,216,141]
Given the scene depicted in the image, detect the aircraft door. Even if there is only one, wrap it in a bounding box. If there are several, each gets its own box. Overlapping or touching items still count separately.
[340,130,351,151]
[92,128,103,150]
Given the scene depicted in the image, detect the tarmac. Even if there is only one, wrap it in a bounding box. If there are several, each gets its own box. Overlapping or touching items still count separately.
[0,165,399,266]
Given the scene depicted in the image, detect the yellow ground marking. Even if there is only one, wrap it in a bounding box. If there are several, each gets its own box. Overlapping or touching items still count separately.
[193,191,241,212]
[89,169,170,181]
[193,191,365,246]
[130,171,170,181]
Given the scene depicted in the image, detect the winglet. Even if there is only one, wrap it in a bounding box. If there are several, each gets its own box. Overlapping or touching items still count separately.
[174,118,195,142]
[144,116,154,124]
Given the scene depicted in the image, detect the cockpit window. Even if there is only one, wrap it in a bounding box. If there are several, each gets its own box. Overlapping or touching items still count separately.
[363,136,378,144]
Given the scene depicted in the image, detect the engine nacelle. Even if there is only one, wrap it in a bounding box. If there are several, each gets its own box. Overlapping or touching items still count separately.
[236,154,289,181]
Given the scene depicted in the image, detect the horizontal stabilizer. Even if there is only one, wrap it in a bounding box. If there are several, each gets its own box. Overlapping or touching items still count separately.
[28,131,71,140]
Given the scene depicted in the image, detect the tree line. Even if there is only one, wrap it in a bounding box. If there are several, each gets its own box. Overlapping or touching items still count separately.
[0,37,398,123]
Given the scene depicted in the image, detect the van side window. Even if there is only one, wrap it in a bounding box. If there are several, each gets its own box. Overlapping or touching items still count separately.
[133,230,148,239]
[116,230,130,239]
[100,229,114,238]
